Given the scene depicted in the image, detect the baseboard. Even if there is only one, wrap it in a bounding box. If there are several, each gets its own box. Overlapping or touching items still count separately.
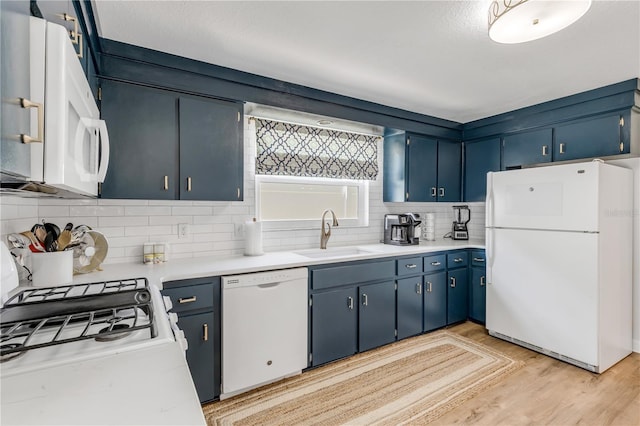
[633,338,640,353]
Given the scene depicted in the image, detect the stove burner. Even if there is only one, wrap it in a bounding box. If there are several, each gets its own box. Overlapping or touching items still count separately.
[95,323,132,342]
[0,344,26,362]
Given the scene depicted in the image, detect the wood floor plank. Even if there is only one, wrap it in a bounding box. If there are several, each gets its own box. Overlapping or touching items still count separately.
[437,322,640,425]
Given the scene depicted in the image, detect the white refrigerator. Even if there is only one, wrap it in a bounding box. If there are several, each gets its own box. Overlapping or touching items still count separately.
[485,161,633,373]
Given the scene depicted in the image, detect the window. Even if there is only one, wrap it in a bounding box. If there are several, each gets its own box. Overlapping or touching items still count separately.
[253,116,378,229]
[256,175,369,229]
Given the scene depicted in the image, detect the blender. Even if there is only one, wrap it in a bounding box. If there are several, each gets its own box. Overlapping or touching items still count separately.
[451,205,470,240]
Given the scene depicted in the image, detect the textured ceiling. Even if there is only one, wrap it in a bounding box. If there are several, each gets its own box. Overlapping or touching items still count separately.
[93,0,640,123]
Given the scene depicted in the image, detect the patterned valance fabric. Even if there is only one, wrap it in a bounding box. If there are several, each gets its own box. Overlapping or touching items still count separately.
[254,118,379,180]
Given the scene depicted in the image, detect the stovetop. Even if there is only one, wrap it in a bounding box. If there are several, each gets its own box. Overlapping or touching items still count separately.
[0,278,163,373]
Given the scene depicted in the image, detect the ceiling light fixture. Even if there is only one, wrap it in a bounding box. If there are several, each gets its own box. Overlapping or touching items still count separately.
[488,0,592,44]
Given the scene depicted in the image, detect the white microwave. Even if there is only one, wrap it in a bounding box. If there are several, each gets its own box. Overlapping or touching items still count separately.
[27,17,109,197]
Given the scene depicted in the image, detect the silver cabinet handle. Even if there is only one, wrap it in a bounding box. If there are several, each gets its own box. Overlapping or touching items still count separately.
[405,263,417,269]
[542,145,549,156]
[450,276,456,288]
[178,296,197,304]
[480,276,486,286]
[362,293,368,306]
[203,323,209,341]
[559,143,566,154]
[187,176,192,192]
[430,261,441,266]
[237,187,241,199]
[439,187,445,197]
[426,281,433,293]
[347,297,354,310]
[19,98,43,144]
[454,258,464,263]
[473,257,485,262]
[431,187,437,197]
[164,176,169,191]
[416,283,422,294]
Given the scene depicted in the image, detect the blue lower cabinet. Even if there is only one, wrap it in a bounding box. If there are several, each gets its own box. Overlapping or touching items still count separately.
[397,277,424,340]
[310,287,358,367]
[469,267,486,324]
[423,271,447,332]
[359,281,397,352]
[178,312,216,401]
[447,268,469,324]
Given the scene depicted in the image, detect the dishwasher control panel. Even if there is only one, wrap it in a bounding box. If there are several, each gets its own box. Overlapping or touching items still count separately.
[222,268,308,288]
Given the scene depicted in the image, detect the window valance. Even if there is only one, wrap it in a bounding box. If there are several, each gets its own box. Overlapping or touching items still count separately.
[254,118,379,180]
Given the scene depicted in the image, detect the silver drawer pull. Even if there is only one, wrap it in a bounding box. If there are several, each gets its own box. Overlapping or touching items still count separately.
[431,187,437,197]
[454,258,464,263]
[473,257,485,262]
[203,323,209,341]
[405,263,417,269]
[347,297,354,310]
[450,277,456,288]
[426,281,433,293]
[480,276,486,286]
[430,261,441,266]
[362,293,368,306]
[178,296,197,304]
[416,283,422,294]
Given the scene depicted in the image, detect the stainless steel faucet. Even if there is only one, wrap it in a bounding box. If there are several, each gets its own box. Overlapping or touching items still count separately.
[320,209,339,249]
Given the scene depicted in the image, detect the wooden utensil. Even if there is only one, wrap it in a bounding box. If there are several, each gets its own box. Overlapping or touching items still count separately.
[57,223,73,251]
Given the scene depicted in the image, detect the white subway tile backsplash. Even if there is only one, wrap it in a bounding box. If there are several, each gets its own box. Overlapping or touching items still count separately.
[172,206,213,216]
[124,225,173,237]
[39,205,71,218]
[126,206,172,216]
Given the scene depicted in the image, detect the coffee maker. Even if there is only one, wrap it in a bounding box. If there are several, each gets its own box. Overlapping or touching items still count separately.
[451,205,470,240]
[384,213,421,245]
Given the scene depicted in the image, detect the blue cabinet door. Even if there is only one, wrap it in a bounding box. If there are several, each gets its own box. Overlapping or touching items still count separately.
[464,138,501,202]
[311,287,358,366]
[423,271,447,332]
[503,128,552,169]
[447,268,469,324]
[469,267,486,324]
[179,97,243,201]
[437,141,461,202]
[0,0,31,178]
[179,312,216,403]
[554,113,624,161]
[397,277,423,339]
[100,80,179,199]
[383,132,407,202]
[407,134,438,202]
[359,281,397,352]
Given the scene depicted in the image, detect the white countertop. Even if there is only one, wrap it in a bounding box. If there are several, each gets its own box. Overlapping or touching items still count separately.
[75,239,485,287]
[1,342,206,426]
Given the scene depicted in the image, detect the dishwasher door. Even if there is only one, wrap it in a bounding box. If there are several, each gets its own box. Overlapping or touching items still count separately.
[221,267,308,398]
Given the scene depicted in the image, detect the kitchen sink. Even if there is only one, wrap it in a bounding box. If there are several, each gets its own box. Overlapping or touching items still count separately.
[293,247,379,259]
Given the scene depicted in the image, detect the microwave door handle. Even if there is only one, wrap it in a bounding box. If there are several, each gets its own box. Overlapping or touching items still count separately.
[73,117,92,181]
[95,119,110,183]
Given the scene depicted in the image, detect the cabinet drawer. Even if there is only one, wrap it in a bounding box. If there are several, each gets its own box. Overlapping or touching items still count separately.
[311,260,395,290]
[162,284,214,313]
[471,250,486,267]
[423,254,446,273]
[397,257,422,276]
[447,251,468,268]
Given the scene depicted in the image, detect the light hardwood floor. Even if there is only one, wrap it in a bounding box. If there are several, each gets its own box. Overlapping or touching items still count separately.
[438,322,640,425]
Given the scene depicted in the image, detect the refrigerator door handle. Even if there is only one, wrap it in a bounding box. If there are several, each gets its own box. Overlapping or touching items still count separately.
[486,172,494,228]
[486,227,494,283]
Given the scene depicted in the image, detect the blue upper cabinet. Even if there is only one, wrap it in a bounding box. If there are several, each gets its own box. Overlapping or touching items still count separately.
[553,112,627,161]
[407,134,438,202]
[383,132,461,203]
[464,137,500,202]
[503,128,552,169]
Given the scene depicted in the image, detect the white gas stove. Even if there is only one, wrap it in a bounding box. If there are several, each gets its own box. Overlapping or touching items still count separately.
[0,278,183,377]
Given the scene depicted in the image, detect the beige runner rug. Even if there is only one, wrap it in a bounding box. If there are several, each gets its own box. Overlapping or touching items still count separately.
[203,331,522,425]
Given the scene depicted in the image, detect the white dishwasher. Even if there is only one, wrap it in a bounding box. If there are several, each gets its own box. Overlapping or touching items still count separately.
[221,267,308,399]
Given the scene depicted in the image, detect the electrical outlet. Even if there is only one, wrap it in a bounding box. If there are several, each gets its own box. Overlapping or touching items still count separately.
[178,223,189,239]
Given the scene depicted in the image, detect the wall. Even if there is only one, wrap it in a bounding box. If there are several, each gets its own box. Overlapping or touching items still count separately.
[0,116,485,266]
